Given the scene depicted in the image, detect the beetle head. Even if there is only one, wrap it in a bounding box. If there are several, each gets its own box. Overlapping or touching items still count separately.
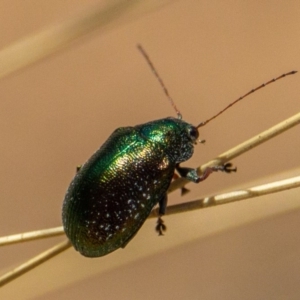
[137,117,199,164]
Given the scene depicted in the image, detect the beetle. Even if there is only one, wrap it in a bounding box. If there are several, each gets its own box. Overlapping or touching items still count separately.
[62,45,296,257]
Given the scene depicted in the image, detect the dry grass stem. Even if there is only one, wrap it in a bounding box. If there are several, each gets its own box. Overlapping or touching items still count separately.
[169,111,300,193]
[1,174,299,287]
[0,226,64,246]
[0,239,71,287]
[1,111,299,246]
[151,175,300,217]
[1,111,299,286]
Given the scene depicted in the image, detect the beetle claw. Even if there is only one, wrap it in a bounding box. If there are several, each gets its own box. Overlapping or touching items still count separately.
[211,163,237,173]
[220,163,237,173]
[156,217,167,236]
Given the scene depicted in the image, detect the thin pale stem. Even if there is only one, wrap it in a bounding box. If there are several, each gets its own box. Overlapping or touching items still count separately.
[1,111,300,246]
[1,174,299,287]
[169,111,300,193]
[1,110,299,286]
[0,226,64,246]
[0,240,71,287]
[151,175,300,217]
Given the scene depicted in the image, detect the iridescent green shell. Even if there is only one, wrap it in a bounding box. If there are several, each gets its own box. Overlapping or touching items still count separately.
[62,117,196,257]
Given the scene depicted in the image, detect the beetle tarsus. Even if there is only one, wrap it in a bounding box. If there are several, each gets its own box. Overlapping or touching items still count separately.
[213,163,237,173]
[156,216,167,236]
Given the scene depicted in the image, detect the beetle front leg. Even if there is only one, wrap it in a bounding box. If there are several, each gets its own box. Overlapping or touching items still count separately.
[176,163,237,183]
[155,194,167,236]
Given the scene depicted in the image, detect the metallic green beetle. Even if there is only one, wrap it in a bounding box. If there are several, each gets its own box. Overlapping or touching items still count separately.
[62,46,296,257]
[62,117,233,257]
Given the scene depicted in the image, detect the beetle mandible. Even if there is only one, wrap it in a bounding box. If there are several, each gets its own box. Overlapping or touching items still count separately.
[62,45,296,257]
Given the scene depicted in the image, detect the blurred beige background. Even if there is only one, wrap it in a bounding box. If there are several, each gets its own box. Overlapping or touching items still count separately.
[0,1,300,299]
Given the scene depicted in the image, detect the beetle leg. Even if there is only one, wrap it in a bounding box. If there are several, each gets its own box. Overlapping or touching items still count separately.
[219,163,237,173]
[176,162,237,183]
[155,194,167,235]
[156,217,166,236]
[175,165,201,183]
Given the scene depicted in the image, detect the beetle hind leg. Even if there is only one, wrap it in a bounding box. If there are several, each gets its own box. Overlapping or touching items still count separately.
[176,162,237,183]
[156,217,166,236]
[155,194,167,235]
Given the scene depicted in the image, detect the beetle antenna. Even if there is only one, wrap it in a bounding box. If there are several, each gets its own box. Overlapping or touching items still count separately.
[197,70,297,128]
[137,44,182,119]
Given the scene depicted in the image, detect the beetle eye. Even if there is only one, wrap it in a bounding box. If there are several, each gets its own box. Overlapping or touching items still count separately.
[188,127,199,140]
